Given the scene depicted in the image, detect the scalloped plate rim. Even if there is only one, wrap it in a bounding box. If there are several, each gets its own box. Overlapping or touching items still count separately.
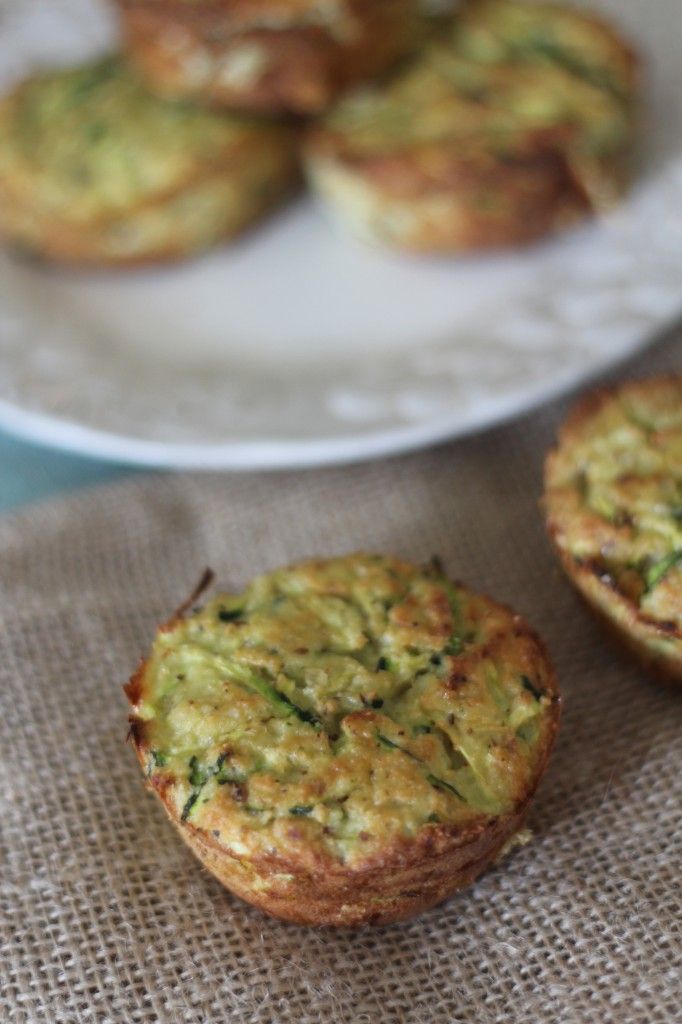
[0,0,680,470]
[0,326,662,470]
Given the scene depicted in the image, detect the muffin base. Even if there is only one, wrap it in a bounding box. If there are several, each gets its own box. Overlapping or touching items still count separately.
[305,140,606,252]
[176,804,532,926]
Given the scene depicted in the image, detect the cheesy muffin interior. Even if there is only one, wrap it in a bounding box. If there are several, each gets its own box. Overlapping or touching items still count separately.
[545,377,682,679]
[0,57,298,264]
[452,0,636,100]
[305,0,637,249]
[128,555,558,872]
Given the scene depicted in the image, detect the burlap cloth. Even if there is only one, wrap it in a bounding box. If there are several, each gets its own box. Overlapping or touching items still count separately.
[1,330,680,1024]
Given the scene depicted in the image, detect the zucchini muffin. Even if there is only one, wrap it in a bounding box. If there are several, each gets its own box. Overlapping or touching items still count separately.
[305,0,637,252]
[0,57,299,267]
[126,554,560,926]
[545,376,682,684]
[115,0,423,115]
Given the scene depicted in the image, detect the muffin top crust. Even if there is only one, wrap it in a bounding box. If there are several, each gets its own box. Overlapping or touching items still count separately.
[0,57,285,225]
[451,0,636,100]
[117,0,405,40]
[128,554,558,871]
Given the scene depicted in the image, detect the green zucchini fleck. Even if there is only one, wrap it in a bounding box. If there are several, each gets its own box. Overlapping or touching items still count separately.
[645,551,682,592]
[377,734,400,750]
[231,664,321,727]
[426,773,464,801]
[188,755,207,788]
[183,752,230,820]
[521,675,544,701]
[444,636,464,657]
[379,734,465,801]
[181,791,200,822]
[218,607,245,622]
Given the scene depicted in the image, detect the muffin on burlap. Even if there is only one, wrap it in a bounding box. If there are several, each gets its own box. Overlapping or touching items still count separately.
[0,57,299,267]
[115,0,424,115]
[304,0,638,252]
[545,376,682,685]
[126,554,560,926]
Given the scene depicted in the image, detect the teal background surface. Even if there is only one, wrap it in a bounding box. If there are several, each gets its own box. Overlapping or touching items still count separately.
[0,431,131,513]
[0,326,677,515]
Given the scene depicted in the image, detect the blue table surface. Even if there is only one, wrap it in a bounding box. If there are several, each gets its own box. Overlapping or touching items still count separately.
[0,429,134,515]
[2,317,678,514]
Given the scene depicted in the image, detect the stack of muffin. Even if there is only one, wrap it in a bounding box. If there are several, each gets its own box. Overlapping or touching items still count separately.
[0,0,638,266]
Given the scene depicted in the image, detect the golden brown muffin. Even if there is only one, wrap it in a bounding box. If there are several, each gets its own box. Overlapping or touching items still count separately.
[126,554,560,926]
[0,57,299,267]
[115,0,424,115]
[304,0,638,252]
[545,376,682,685]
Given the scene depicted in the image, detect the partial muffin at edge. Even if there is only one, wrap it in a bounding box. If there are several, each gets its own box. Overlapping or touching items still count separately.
[115,0,425,115]
[544,376,682,684]
[126,553,560,926]
[0,56,299,267]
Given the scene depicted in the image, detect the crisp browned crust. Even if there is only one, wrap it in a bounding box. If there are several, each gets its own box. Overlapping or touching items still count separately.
[549,376,682,441]
[544,376,682,687]
[305,104,634,252]
[306,130,612,251]
[168,799,532,925]
[125,571,560,927]
[303,0,637,252]
[456,0,640,98]
[116,0,420,114]
[547,539,682,686]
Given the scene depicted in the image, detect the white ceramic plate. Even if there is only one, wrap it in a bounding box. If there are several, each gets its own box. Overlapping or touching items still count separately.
[0,0,680,469]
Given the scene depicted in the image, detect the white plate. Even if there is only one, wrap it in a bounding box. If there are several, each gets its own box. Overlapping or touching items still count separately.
[0,0,680,470]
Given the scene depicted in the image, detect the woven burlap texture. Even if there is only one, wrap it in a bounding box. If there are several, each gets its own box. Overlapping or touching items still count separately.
[1,333,680,1024]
